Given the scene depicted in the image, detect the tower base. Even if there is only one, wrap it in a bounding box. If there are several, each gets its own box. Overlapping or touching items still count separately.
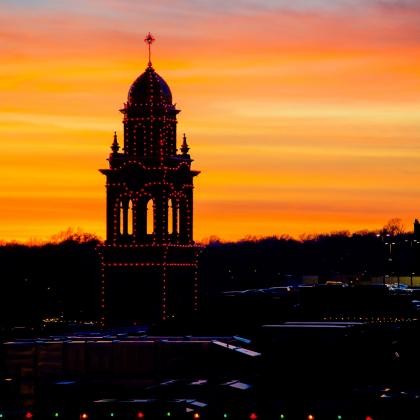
[98,244,201,327]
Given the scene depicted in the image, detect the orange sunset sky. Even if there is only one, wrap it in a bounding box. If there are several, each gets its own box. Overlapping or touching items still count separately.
[1,0,420,242]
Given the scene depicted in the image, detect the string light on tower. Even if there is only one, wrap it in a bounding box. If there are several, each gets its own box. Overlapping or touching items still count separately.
[99,32,201,324]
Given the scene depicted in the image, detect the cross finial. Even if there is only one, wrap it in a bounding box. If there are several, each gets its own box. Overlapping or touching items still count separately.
[144,32,156,67]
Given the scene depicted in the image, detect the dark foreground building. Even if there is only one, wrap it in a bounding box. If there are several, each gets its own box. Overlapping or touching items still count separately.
[2,321,420,420]
[98,35,201,326]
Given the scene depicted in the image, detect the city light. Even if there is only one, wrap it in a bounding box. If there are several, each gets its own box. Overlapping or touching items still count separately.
[165,412,171,417]
[80,414,88,420]
[193,413,200,419]
[25,412,33,419]
[280,415,286,419]
[249,413,258,420]
[54,413,60,418]
[308,415,315,420]
[137,412,145,419]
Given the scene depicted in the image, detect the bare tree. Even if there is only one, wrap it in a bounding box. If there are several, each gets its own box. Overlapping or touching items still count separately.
[382,218,405,236]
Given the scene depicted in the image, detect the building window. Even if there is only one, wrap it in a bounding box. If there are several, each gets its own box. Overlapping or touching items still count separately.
[168,198,173,234]
[119,200,124,235]
[127,199,133,235]
[177,202,182,236]
[147,199,154,235]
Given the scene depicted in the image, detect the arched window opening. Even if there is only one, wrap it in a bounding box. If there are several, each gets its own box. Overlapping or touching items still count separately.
[119,200,124,235]
[127,199,133,235]
[147,199,154,235]
[168,199,173,234]
[177,205,181,236]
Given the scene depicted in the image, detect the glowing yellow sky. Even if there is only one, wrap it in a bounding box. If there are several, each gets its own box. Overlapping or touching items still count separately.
[1,0,420,242]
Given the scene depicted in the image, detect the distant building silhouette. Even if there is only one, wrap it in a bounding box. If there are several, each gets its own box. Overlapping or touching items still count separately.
[98,34,200,325]
[414,219,420,240]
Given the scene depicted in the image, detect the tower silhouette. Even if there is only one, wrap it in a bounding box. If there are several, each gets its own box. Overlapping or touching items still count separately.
[98,34,201,325]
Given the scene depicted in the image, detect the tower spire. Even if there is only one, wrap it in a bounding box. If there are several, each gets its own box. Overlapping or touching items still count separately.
[111,131,120,154]
[181,133,190,155]
[144,32,156,67]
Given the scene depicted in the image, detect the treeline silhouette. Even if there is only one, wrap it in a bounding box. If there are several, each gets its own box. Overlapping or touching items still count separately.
[200,230,418,297]
[0,225,419,326]
[0,232,100,327]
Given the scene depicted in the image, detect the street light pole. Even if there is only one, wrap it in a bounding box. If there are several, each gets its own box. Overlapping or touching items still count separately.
[410,239,419,288]
[384,241,396,286]
[376,233,386,285]
[403,238,419,288]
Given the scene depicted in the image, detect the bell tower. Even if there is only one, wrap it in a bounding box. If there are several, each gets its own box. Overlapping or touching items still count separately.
[98,33,201,325]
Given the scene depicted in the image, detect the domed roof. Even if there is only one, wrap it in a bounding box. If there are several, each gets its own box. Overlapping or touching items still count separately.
[127,66,172,106]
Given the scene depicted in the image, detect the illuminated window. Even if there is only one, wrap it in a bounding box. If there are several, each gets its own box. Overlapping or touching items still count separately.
[127,199,133,235]
[119,200,124,235]
[147,199,154,235]
[168,198,173,234]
